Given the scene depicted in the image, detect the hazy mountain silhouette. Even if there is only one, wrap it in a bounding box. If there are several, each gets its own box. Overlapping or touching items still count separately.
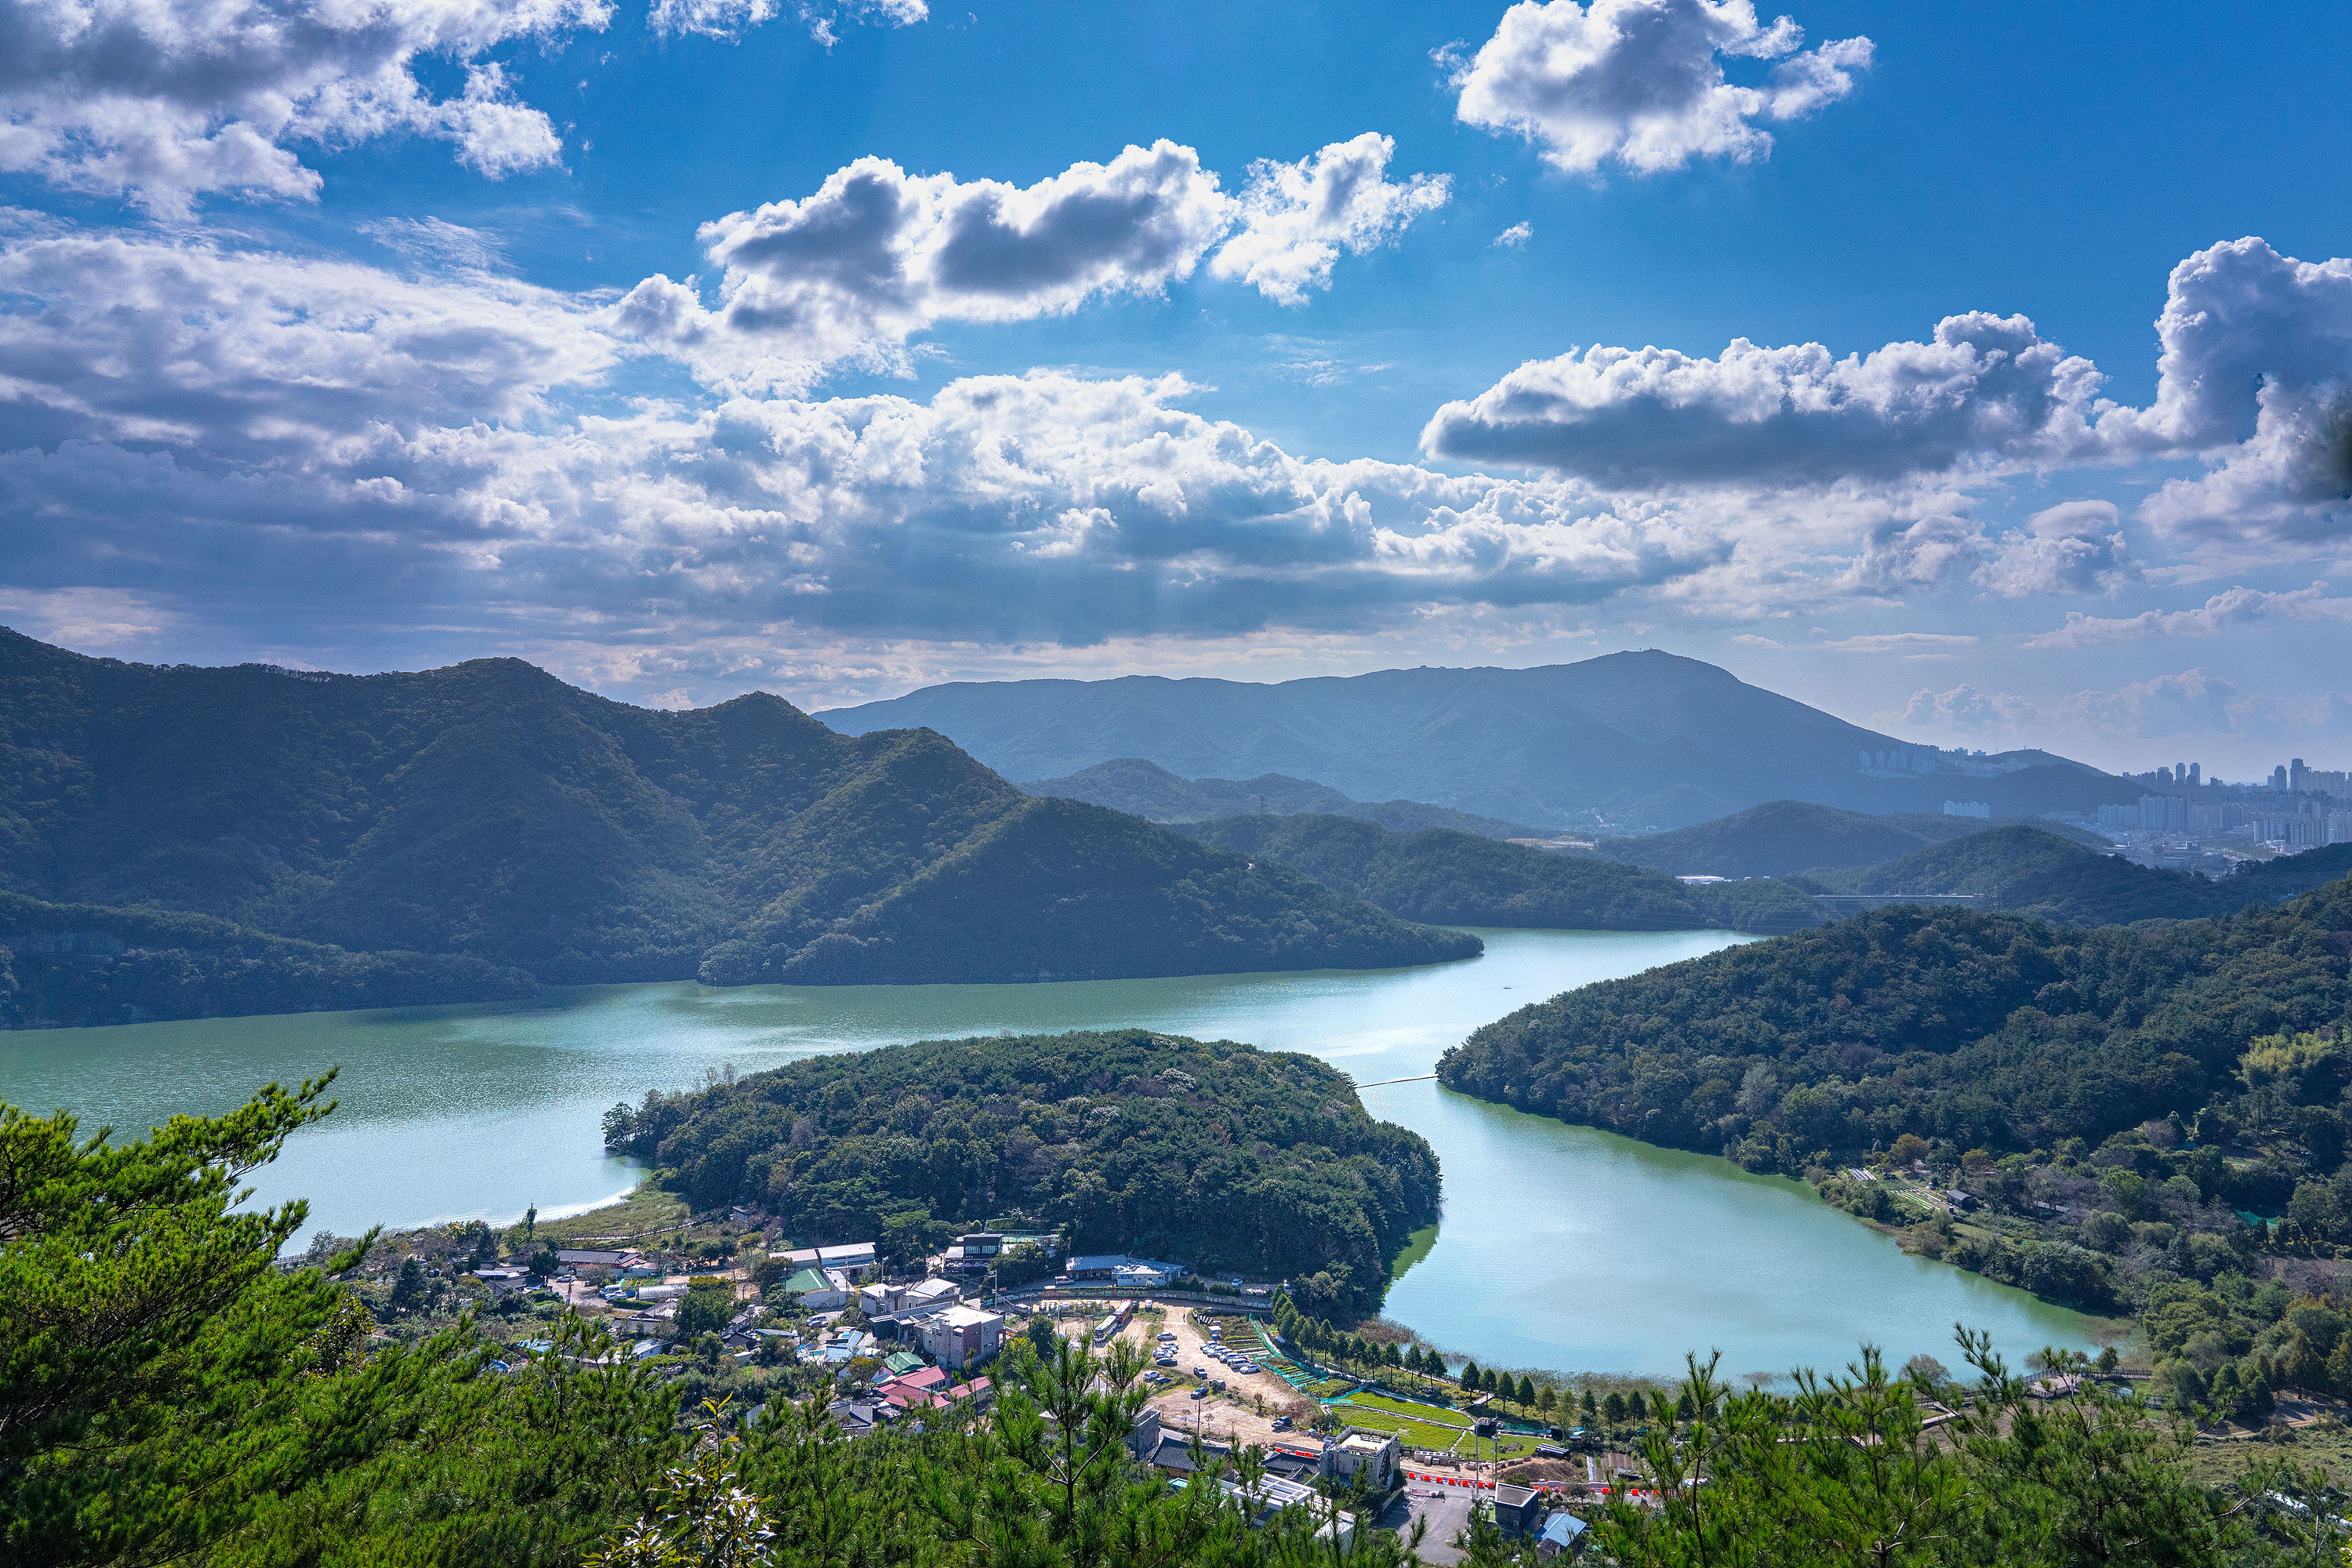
[822,652,2136,828]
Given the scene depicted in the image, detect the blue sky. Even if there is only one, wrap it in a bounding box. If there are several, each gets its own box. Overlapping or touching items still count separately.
[2,0,2349,777]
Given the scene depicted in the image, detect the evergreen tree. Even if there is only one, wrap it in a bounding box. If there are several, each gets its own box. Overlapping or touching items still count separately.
[1537,1388,1556,1414]
[1384,1341,1403,1369]
[2327,1331,2352,1397]
[1581,1388,1598,1421]
[1461,1359,1482,1391]
[1602,1391,1628,1426]
[1515,1374,1536,1406]
[2284,1333,2326,1393]
[390,1256,426,1313]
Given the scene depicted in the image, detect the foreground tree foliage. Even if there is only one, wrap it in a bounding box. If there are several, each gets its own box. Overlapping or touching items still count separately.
[1595,1333,2336,1568]
[0,1076,681,1565]
[9,1078,2348,1566]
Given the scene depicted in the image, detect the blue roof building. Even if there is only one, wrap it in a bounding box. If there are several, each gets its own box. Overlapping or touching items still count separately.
[1537,1512,1587,1557]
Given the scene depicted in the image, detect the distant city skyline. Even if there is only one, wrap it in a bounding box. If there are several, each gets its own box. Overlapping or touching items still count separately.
[2,0,2349,778]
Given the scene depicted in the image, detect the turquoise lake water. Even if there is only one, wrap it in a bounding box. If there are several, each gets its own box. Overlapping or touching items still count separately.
[0,927,2094,1377]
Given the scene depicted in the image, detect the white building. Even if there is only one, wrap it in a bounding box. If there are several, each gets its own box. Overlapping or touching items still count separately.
[918,1305,1005,1371]
[1321,1428,1401,1491]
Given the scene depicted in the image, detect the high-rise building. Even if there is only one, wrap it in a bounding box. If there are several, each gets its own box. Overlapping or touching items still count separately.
[2187,763,2201,786]
[2273,765,2290,792]
[2290,758,2308,792]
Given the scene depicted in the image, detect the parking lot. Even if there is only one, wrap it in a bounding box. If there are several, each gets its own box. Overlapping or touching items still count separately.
[1127,1310,1315,1450]
[1377,1482,1478,1566]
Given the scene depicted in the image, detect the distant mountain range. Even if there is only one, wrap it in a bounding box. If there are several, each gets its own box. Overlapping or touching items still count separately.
[1586,800,2114,880]
[821,652,2139,829]
[1178,814,1824,935]
[1019,758,1543,839]
[1801,827,2352,927]
[1170,805,2352,942]
[0,630,1475,1026]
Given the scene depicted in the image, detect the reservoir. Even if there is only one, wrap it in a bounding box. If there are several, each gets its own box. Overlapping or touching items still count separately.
[0,927,2093,1377]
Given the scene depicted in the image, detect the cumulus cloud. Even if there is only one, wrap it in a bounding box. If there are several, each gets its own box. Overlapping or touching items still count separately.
[2104,238,2352,548]
[0,0,609,213]
[1423,312,2103,487]
[1204,133,1451,307]
[1902,684,2035,732]
[1423,236,2352,558]
[648,0,925,45]
[2047,669,2243,739]
[1974,499,2135,597]
[1446,0,1872,176]
[615,136,1450,390]
[1492,222,1533,248]
[2020,582,2352,648]
[0,227,2046,669]
[0,230,615,460]
[1904,668,2325,744]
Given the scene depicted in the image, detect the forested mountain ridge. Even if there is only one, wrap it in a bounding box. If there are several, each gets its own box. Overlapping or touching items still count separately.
[0,629,1475,1020]
[1020,757,1544,839]
[1588,800,2110,880]
[1180,813,1825,935]
[0,891,538,1027]
[1439,873,2352,1166]
[607,1029,1437,1317]
[822,653,2138,827]
[1804,825,2260,927]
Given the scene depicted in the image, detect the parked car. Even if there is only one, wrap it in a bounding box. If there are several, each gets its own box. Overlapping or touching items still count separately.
[1190,1388,1207,1400]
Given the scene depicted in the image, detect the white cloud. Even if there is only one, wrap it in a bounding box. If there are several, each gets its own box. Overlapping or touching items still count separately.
[2020,582,2352,648]
[0,0,609,214]
[1446,0,1871,176]
[1973,499,2135,597]
[359,216,509,272]
[0,230,615,458]
[2102,238,2352,550]
[1905,667,2325,744]
[2047,669,2242,739]
[1423,237,2352,562]
[615,136,1450,390]
[648,0,925,44]
[0,227,2045,668]
[1492,221,1533,248]
[1204,133,1451,307]
[1422,311,2103,486]
[1809,631,1976,653]
[1901,684,2035,732]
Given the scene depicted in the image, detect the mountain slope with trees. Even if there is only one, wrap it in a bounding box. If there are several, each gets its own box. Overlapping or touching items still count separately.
[606,1029,1437,1317]
[1180,813,1825,935]
[1439,877,2352,1165]
[1021,757,1544,839]
[0,628,1474,1023]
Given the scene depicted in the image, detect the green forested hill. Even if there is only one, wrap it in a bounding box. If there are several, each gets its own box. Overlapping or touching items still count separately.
[607,1029,1438,1316]
[1439,873,2352,1164]
[1808,824,2253,925]
[1178,812,1825,935]
[1591,799,2110,880]
[1020,757,1544,838]
[0,630,1474,1021]
[0,891,538,1027]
